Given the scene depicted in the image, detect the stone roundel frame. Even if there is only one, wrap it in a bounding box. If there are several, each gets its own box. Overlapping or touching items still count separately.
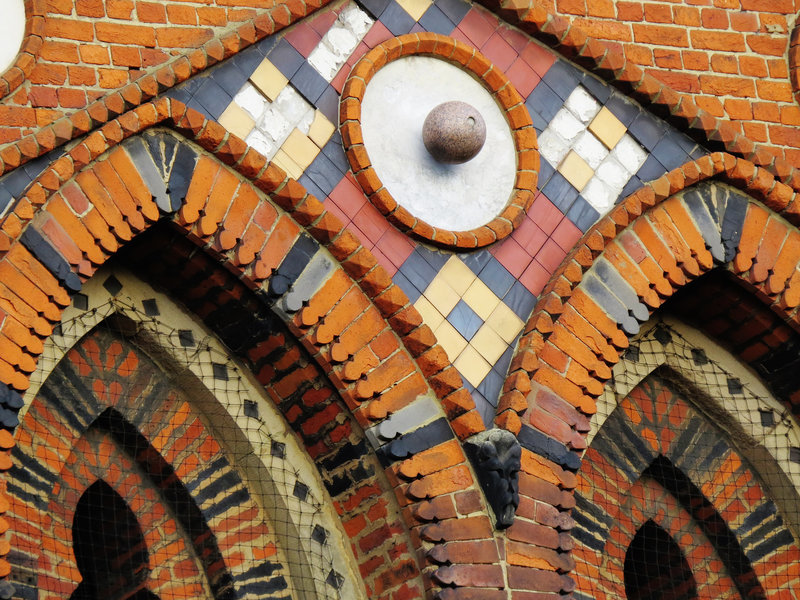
[339,32,539,250]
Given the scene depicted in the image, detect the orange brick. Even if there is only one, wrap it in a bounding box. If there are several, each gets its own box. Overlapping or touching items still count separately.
[136,1,166,22]
[166,4,197,24]
[156,27,214,48]
[691,30,745,51]
[633,24,689,47]
[95,22,156,47]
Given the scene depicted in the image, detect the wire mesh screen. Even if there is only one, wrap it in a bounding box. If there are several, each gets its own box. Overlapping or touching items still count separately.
[7,280,359,600]
[572,317,800,600]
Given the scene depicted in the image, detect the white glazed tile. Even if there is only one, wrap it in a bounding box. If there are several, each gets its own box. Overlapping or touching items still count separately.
[275,85,313,125]
[258,106,292,145]
[565,86,601,124]
[235,83,269,121]
[583,177,616,213]
[573,130,609,169]
[596,155,629,191]
[538,128,571,166]
[612,135,648,175]
[308,4,373,81]
[550,108,586,143]
[245,129,278,159]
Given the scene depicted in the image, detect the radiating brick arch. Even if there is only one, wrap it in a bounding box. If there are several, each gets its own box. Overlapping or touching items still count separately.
[496,153,800,594]
[0,99,506,598]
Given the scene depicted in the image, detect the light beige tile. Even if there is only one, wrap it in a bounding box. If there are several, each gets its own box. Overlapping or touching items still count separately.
[486,302,524,344]
[454,345,492,388]
[462,278,501,320]
[414,296,444,330]
[423,276,461,317]
[396,0,432,20]
[434,320,468,363]
[589,106,627,149]
[470,324,508,365]
[559,150,594,192]
[439,256,477,296]
[219,102,256,140]
[282,128,320,172]
[250,59,288,102]
[272,148,304,180]
[308,110,336,148]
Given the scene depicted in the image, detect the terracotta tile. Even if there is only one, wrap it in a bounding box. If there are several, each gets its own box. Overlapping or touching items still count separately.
[415,295,445,330]
[331,65,349,94]
[506,57,540,99]
[218,102,255,140]
[371,245,397,277]
[530,192,564,235]
[308,110,336,148]
[486,301,525,344]
[329,174,367,217]
[439,255,477,296]
[502,26,529,53]
[481,32,517,72]
[471,323,508,364]
[352,200,390,244]
[589,106,627,150]
[397,0,433,21]
[363,20,393,48]
[310,9,338,36]
[559,150,594,192]
[376,226,415,268]
[492,236,532,278]
[462,278,500,320]
[450,27,473,46]
[551,217,582,252]
[424,275,461,316]
[250,59,288,102]
[285,21,323,58]
[521,41,556,77]
[518,259,550,296]
[534,238,567,272]
[512,217,548,258]
[454,345,492,387]
[346,220,372,249]
[323,197,350,225]
[457,8,496,48]
[434,319,469,362]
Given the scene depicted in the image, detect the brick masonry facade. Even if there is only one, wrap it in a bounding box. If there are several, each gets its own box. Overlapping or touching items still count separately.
[0,0,799,599]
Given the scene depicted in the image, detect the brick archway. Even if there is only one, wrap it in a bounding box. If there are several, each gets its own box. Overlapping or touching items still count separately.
[0,99,512,597]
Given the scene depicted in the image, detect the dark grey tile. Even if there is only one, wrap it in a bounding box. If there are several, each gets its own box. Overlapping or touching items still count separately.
[478,259,515,298]
[504,280,537,320]
[255,34,279,56]
[652,133,690,171]
[435,0,470,24]
[525,81,563,124]
[305,151,344,198]
[0,168,31,198]
[604,92,640,126]
[541,60,580,101]
[636,154,668,183]
[299,173,326,201]
[448,300,483,340]
[628,110,667,151]
[380,0,416,35]
[292,62,328,105]
[392,269,422,304]
[462,249,492,277]
[581,72,611,104]
[531,110,548,134]
[495,344,515,377]
[316,85,340,124]
[358,0,390,19]
[211,63,249,97]
[398,249,439,292]
[416,244,450,270]
[231,45,266,78]
[193,77,233,120]
[268,39,305,79]
[321,132,350,175]
[542,171,579,213]
[478,368,504,406]
[0,187,12,214]
[538,157,555,189]
[566,196,600,232]
[419,3,455,34]
[619,175,643,202]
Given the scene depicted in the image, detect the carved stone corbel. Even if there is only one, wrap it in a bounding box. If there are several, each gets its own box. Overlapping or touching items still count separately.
[464,429,521,529]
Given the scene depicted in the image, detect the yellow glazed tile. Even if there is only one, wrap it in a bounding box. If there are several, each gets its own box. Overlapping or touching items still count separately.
[434,320,468,362]
[423,276,461,316]
[439,256,477,296]
[454,345,492,388]
[272,148,304,180]
[559,150,594,192]
[396,0,432,21]
[588,107,627,149]
[282,128,320,171]
[462,278,501,320]
[470,324,507,365]
[308,110,336,148]
[218,102,255,140]
[414,296,444,331]
[486,302,524,344]
[250,59,288,102]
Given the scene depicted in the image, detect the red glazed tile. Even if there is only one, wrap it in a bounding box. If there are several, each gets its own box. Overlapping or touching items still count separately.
[507,57,540,99]
[310,9,338,36]
[363,20,393,48]
[520,259,550,295]
[331,65,349,94]
[551,218,582,253]
[329,174,367,217]
[513,217,548,257]
[352,200,390,244]
[376,225,415,268]
[371,245,397,277]
[530,192,564,235]
[492,236,532,278]
[324,197,351,227]
[481,32,517,72]
[502,26,529,53]
[457,9,497,48]
[521,41,556,77]
[285,22,322,58]
[535,238,568,273]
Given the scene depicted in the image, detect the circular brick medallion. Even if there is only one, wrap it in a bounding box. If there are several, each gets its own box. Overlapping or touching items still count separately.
[340,33,539,249]
[0,0,26,76]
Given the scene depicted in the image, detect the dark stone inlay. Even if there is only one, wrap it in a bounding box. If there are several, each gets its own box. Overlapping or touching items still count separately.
[103,275,123,296]
[178,330,195,347]
[20,227,82,293]
[142,298,159,316]
[376,418,454,467]
[212,363,228,381]
[518,424,581,471]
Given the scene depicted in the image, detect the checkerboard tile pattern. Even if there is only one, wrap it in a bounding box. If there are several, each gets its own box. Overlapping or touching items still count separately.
[161,0,712,424]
